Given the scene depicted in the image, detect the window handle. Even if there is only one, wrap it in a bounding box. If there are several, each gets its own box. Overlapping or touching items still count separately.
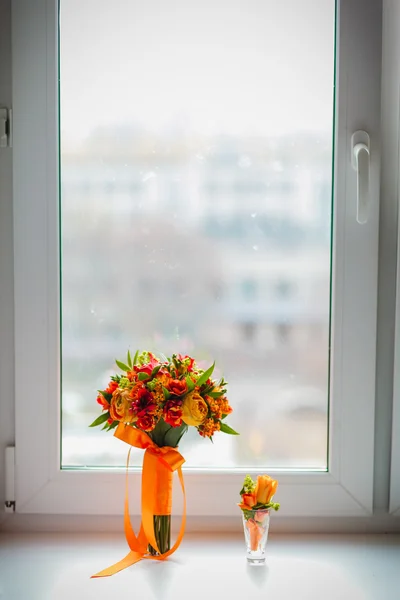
[351,130,370,224]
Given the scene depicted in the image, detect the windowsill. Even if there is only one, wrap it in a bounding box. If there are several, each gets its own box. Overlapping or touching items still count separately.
[1,532,399,599]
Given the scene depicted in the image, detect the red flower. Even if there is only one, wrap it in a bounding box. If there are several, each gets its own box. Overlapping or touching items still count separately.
[105,380,119,395]
[97,394,109,410]
[168,378,188,396]
[134,353,160,375]
[131,385,158,417]
[163,399,183,427]
[177,354,195,372]
[136,414,156,432]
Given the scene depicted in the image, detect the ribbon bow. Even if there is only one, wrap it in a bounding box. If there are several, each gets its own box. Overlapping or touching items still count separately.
[92,423,186,578]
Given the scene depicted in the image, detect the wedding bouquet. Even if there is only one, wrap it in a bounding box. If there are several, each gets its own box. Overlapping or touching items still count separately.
[90,350,238,571]
[90,350,237,444]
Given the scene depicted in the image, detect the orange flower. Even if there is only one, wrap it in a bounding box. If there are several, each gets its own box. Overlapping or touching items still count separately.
[105,380,119,395]
[255,475,278,505]
[126,370,137,382]
[207,397,223,419]
[238,492,257,511]
[168,379,188,396]
[198,418,220,438]
[163,399,183,427]
[109,389,136,423]
[136,414,156,432]
[219,397,232,416]
[97,393,109,411]
[156,371,172,388]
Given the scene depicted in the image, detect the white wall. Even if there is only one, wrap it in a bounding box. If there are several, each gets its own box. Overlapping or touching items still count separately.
[0,0,14,514]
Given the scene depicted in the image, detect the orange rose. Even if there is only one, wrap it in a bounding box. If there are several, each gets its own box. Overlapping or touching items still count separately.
[238,492,257,511]
[255,475,278,505]
[169,378,188,396]
[109,389,136,423]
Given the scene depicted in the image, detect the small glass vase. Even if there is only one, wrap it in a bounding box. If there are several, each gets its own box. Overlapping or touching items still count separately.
[242,508,270,565]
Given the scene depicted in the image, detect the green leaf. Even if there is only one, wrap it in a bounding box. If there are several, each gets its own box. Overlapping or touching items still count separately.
[138,372,150,381]
[208,390,225,399]
[162,386,171,400]
[219,422,239,435]
[164,423,188,448]
[147,418,172,447]
[133,350,139,366]
[185,375,195,392]
[202,384,214,395]
[116,359,131,372]
[196,362,215,388]
[221,413,229,420]
[151,365,161,378]
[108,420,119,431]
[97,391,112,402]
[89,413,109,428]
[127,350,132,368]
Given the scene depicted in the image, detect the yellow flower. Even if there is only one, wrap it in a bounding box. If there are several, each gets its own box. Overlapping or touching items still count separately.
[181,391,208,426]
[255,475,278,505]
[110,389,137,423]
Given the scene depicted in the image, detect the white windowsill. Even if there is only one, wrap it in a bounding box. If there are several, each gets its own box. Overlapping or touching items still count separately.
[1,532,399,599]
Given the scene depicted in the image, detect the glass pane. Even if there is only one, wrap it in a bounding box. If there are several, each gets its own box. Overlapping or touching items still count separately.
[60,0,335,469]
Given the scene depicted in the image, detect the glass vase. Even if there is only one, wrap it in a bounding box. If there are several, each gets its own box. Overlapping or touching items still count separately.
[242,508,270,565]
[147,515,171,555]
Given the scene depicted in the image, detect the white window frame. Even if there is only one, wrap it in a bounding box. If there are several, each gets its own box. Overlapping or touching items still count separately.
[391,259,400,516]
[390,93,400,517]
[379,0,400,519]
[13,0,382,519]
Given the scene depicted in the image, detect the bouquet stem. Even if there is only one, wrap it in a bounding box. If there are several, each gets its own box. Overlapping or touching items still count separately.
[148,515,171,555]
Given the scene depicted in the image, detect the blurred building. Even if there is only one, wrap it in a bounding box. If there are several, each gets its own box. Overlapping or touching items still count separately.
[60,127,331,468]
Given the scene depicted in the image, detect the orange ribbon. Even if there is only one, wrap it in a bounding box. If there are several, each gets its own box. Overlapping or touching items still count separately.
[91,423,186,578]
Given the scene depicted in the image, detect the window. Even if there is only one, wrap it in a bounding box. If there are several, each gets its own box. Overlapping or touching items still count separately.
[60,0,334,471]
[13,0,382,518]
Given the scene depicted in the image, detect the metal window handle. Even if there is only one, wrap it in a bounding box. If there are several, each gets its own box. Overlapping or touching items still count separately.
[351,130,370,224]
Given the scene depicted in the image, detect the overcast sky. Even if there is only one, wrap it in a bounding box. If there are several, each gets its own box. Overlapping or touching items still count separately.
[60,0,335,144]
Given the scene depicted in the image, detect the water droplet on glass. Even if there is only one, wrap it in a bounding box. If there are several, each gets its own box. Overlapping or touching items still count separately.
[251,213,257,218]
[195,154,204,161]
[252,245,258,251]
